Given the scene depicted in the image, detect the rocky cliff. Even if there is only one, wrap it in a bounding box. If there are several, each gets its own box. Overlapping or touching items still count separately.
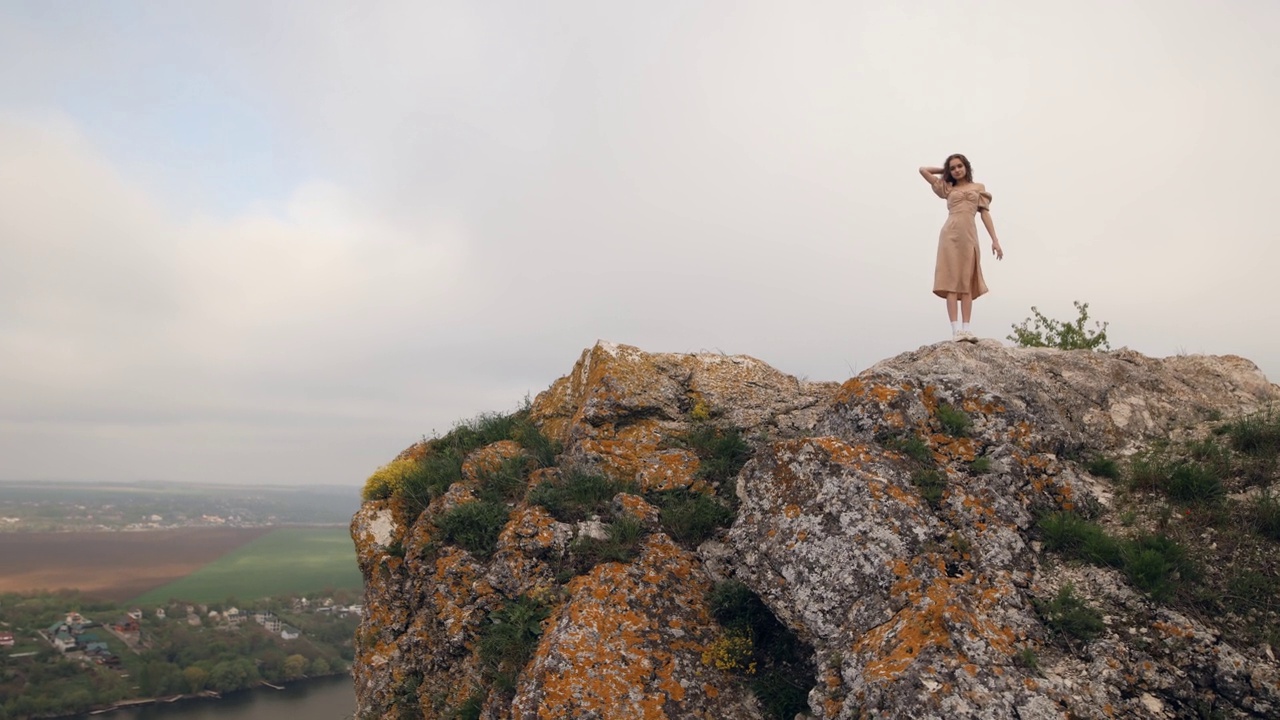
[351,340,1280,719]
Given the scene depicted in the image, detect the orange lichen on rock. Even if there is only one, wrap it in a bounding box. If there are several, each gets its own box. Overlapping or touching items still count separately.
[616,493,661,523]
[835,377,902,406]
[512,534,735,720]
[461,439,525,481]
[858,572,1017,683]
[637,448,701,492]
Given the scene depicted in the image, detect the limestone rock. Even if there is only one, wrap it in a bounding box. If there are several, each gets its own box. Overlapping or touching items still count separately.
[351,340,1280,719]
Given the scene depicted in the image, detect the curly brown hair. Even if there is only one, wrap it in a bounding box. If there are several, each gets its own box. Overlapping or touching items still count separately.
[942,153,973,186]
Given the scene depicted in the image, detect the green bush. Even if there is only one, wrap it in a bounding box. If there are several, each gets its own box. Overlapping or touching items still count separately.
[968,456,992,474]
[475,455,534,504]
[680,424,751,483]
[569,514,646,571]
[1122,534,1194,601]
[1251,491,1280,541]
[449,693,485,720]
[1035,584,1104,644]
[511,418,561,468]
[1166,462,1224,505]
[479,595,549,691]
[1222,410,1280,457]
[708,581,813,720]
[528,469,631,523]
[935,403,972,437]
[750,669,812,720]
[881,432,932,463]
[1126,449,1173,491]
[436,501,509,558]
[437,411,522,454]
[365,407,559,514]
[1008,301,1111,351]
[911,468,947,508]
[1085,456,1121,480]
[1226,570,1279,615]
[650,489,735,546]
[1037,511,1123,566]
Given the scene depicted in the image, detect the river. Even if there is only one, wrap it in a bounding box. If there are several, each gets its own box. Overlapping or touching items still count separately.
[80,675,356,720]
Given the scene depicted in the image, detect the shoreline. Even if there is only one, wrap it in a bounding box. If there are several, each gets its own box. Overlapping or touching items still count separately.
[66,671,353,719]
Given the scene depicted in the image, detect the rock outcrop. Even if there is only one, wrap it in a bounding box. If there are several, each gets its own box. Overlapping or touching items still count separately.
[352,340,1280,719]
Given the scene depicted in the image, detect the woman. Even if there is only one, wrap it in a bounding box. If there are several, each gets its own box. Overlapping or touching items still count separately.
[918,154,1003,342]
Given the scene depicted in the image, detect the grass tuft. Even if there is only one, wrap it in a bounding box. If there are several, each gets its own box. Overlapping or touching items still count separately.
[690,426,752,483]
[911,468,947,508]
[1121,533,1194,601]
[568,514,646,571]
[649,489,735,546]
[1165,462,1225,505]
[528,469,632,523]
[1084,455,1121,480]
[1035,584,1104,644]
[479,595,549,692]
[1221,409,1280,457]
[880,432,931,463]
[436,501,509,558]
[1250,491,1280,541]
[708,581,814,720]
[935,403,972,437]
[1037,511,1123,566]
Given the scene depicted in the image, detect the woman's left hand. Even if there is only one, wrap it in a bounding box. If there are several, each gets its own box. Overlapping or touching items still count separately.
[991,242,1004,260]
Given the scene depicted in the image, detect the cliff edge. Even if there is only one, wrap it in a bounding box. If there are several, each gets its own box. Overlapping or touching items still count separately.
[351,340,1280,719]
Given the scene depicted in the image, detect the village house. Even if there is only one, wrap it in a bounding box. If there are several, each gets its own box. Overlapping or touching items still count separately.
[280,625,300,641]
[46,623,76,653]
[253,612,283,634]
[0,632,15,647]
[155,607,166,620]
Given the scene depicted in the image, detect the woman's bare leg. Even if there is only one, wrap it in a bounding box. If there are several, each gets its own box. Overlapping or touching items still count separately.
[946,293,959,322]
[960,294,973,323]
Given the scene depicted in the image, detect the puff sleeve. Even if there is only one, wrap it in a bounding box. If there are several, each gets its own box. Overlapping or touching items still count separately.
[931,178,950,199]
[977,186,992,211]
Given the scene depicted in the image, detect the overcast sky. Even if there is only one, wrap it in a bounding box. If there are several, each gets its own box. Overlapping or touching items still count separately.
[2,1,1277,487]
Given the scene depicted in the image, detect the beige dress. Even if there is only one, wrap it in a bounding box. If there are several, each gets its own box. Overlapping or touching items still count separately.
[931,180,991,299]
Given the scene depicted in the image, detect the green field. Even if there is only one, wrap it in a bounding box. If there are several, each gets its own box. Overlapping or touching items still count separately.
[132,527,363,605]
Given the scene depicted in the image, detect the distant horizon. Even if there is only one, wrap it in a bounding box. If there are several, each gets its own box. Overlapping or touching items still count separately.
[5,1,1277,486]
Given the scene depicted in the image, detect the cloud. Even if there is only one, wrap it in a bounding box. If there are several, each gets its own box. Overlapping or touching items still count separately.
[0,113,475,483]
[2,0,1278,484]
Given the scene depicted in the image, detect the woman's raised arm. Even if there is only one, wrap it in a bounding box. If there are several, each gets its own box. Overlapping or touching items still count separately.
[919,166,944,182]
[919,166,948,198]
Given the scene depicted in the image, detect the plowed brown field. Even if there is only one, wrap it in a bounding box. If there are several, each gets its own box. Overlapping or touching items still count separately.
[0,527,272,601]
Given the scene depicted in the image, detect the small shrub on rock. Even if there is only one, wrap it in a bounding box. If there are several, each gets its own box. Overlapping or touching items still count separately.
[529,469,633,522]
[436,501,509,558]
[1037,511,1122,566]
[935,403,972,437]
[707,581,814,720]
[911,468,947,508]
[1166,461,1225,505]
[1035,584,1104,644]
[1008,300,1110,351]
[881,432,932,463]
[479,595,549,691]
[1121,533,1194,601]
[1085,455,1120,480]
[1252,491,1280,541]
[1222,409,1280,457]
[568,514,646,572]
[649,489,735,546]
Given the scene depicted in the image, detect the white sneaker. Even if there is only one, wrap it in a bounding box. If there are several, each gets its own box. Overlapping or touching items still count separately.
[954,330,978,343]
